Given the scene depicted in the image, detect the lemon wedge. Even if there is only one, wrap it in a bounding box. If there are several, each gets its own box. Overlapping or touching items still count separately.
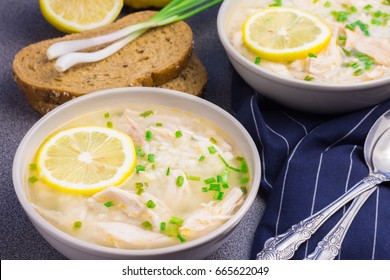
[39,0,124,33]
[242,7,331,62]
[36,126,136,194]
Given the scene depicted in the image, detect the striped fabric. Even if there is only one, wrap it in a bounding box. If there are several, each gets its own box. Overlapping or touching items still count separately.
[231,72,390,260]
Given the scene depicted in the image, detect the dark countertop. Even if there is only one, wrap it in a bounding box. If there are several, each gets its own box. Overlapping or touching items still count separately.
[0,1,265,259]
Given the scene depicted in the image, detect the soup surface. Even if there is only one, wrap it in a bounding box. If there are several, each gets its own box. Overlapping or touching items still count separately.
[27,104,249,249]
[228,0,390,83]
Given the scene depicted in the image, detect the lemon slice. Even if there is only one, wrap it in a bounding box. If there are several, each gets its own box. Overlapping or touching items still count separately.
[36,126,136,194]
[39,0,124,33]
[242,7,331,62]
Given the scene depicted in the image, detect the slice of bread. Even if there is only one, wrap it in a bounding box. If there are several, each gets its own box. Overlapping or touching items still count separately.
[13,11,196,114]
[160,54,207,96]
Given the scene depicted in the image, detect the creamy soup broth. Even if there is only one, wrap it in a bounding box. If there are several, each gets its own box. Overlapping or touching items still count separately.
[228,0,390,83]
[27,104,249,249]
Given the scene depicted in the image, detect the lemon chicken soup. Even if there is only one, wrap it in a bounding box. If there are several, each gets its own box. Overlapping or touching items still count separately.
[228,0,390,83]
[27,105,250,249]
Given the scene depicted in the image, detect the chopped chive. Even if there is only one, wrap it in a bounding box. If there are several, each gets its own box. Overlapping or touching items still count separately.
[169,216,184,226]
[106,121,113,128]
[146,200,156,209]
[342,48,352,56]
[350,6,357,13]
[374,10,383,17]
[209,184,221,191]
[160,222,166,232]
[176,175,184,187]
[240,186,248,194]
[241,161,248,173]
[140,110,154,118]
[188,175,200,181]
[136,165,146,172]
[217,175,222,183]
[204,177,216,184]
[29,163,37,171]
[210,137,218,144]
[104,112,110,118]
[354,69,365,76]
[308,53,317,58]
[383,0,390,6]
[28,176,38,184]
[364,4,373,10]
[145,130,152,141]
[166,223,180,237]
[324,1,331,7]
[73,221,82,230]
[304,76,314,81]
[135,182,148,195]
[351,62,360,68]
[156,122,163,127]
[175,130,183,138]
[229,166,242,172]
[213,191,224,200]
[136,146,145,157]
[338,35,346,41]
[371,18,382,25]
[198,155,206,162]
[269,0,282,7]
[201,187,208,192]
[177,233,186,243]
[236,156,245,161]
[208,146,217,154]
[331,10,350,22]
[222,183,229,189]
[313,0,320,3]
[254,57,261,65]
[166,167,170,176]
[104,201,115,208]
[222,170,229,183]
[141,221,153,230]
[151,163,156,169]
[218,154,229,167]
[241,177,249,183]
[147,153,155,163]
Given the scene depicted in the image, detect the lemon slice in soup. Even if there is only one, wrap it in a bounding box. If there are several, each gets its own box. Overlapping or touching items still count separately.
[242,7,331,62]
[36,126,136,194]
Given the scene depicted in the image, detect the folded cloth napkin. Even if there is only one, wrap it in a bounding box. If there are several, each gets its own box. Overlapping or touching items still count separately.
[231,71,390,260]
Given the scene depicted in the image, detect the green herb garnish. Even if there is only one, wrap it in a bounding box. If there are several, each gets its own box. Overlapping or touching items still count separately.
[73,221,82,230]
[146,200,156,208]
[175,130,183,138]
[104,201,115,208]
[106,121,113,128]
[147,153,155,163]
[176,176,184,187]
[140,110,154,118]
[141,221,153,230]
[29,163,37,171]
[28,176,38,184]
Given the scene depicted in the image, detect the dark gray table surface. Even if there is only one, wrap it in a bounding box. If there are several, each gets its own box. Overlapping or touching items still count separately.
[0,0,265,259]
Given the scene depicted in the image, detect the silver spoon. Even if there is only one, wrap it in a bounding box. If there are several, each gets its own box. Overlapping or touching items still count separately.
[306,126,390,260]
[257,109,390,260]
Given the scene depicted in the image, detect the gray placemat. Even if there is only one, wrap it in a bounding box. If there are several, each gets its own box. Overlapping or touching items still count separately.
[0,1,265,260]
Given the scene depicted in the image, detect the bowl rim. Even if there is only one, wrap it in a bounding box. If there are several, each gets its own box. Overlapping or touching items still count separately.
[217,0,390,91]
[12,87,261,258]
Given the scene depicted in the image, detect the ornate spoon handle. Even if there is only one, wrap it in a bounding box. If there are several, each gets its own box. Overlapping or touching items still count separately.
[305,188,376,260]
[256,173,385,260]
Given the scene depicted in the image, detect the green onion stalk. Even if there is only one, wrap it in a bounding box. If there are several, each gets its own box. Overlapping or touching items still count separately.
[47,0,224,72]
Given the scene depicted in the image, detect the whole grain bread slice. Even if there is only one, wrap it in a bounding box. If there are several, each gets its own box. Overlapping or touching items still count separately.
[23,54,208,114]
[13,11,194,114]
[160,54,207,96]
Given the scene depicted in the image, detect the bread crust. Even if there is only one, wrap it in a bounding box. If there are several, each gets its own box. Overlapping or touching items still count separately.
[13,11,195,114]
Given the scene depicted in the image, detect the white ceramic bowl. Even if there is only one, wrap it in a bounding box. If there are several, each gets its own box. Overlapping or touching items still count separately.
[217,0,390,114]
[12,87,261,260]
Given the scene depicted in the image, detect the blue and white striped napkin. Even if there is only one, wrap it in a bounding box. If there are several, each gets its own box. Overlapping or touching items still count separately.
[231,71,390,260]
